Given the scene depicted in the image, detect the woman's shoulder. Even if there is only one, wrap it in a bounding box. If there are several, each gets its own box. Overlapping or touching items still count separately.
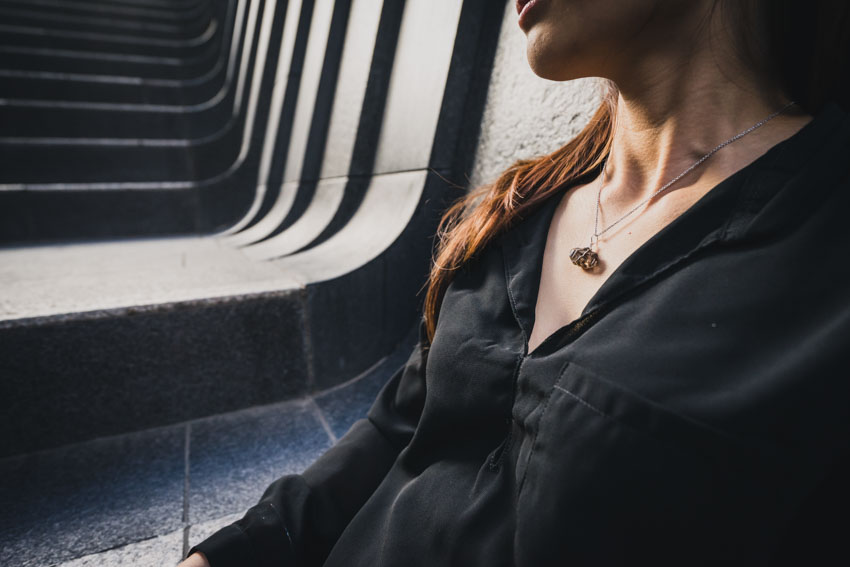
[734,102,850,243]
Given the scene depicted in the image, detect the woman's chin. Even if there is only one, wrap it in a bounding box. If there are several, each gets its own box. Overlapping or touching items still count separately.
[525,50,580,82]
[523,29,583,81]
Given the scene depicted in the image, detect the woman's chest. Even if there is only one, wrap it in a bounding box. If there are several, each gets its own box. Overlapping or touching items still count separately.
[403,232,849,564]
[418,233,847,456]
[529,183,713,353]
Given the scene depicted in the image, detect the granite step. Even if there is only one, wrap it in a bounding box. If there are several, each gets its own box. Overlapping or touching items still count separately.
[0,321,417,567]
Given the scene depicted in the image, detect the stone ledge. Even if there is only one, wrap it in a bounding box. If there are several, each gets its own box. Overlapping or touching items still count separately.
[2,322,417,567]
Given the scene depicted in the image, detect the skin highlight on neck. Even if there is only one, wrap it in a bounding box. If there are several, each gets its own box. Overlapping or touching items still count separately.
[591,1,812,227]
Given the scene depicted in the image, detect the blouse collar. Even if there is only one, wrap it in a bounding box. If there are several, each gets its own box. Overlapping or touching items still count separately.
[500,101,849,351]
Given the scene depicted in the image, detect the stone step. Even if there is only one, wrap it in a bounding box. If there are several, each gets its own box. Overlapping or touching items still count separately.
[0,100,234,139]
[0,43,222,79]
[80,0,209,10]
[0,19,222,58]
[0,322,417,567]
[0,212,434,457]
[0,3,212,39]
[0,0,213,24]
[0,0,271,190]
[0,0,234,105]
[0,67,227,104]
[0,1,239,138]
[0,133,243,183]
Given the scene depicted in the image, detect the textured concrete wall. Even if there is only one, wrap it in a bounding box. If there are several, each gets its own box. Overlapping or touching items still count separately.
[468,0,604,190]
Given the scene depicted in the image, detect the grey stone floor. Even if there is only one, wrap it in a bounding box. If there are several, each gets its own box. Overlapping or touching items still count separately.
[0,324,417,567]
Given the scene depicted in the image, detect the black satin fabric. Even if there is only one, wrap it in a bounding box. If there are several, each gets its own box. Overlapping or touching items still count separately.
[189,102,850,567]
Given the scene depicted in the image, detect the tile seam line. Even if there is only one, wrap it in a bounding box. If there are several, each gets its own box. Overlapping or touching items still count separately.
[309,397,338,445]
[182,421,191,558]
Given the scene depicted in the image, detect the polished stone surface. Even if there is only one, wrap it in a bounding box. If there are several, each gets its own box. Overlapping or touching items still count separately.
[188,397,334,524]
[314,320,419,439]
[55,528,184,567]
[0,423,185,567]
[186,512,243,555]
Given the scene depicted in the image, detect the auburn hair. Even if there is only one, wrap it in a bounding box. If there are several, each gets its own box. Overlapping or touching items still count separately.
[421,0,850,345]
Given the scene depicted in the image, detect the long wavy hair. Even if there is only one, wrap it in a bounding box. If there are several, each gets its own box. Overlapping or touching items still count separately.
[421,0,850,345]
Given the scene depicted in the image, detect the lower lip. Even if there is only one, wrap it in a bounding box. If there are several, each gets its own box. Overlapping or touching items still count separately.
[518,0,543,31]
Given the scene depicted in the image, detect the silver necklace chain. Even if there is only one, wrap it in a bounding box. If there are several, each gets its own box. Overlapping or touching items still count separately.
[588,100,797,250]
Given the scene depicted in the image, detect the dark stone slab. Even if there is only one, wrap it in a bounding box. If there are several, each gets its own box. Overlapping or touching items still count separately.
[0,290,310,458]
[0,188,200,245]
[314,319,420,440]
[0,46,221,79]
[304,169,444,391]
[0,3,211,39]
[0,95,234,139]
[0,422,185,567]
[188,397,333,524]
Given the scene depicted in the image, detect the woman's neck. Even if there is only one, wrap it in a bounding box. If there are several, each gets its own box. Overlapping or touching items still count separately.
[600,19,812,211]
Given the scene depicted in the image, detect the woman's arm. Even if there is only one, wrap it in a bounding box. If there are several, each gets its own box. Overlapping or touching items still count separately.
[179,319,429,567]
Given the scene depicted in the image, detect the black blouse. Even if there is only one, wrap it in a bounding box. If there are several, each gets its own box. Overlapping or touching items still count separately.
[189,102,850,566]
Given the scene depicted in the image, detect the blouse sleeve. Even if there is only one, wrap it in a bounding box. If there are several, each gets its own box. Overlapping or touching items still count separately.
[185,318,429,567]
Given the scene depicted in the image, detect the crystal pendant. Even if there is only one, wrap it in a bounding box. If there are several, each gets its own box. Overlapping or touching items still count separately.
[569,246,599,270]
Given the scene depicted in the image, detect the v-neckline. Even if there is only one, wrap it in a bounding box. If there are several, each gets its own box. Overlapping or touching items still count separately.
[501,103,838,359]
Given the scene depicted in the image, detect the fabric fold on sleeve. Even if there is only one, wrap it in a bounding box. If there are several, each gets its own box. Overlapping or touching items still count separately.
[186,501,296,567]
[186,524,253,566]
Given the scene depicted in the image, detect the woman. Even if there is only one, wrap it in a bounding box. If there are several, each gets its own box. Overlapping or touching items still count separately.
[181,0,850,565]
